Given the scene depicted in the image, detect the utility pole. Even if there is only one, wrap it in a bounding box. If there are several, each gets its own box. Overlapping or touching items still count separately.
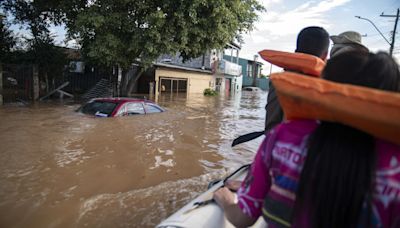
[381,8,399,56]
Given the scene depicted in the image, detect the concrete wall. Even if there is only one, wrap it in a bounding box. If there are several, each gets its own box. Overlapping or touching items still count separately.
[243,77,269,91]
[155,67,214,97]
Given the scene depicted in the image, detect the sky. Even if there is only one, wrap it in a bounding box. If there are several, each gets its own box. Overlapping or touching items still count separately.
[5,0,400,74]
[240,0,400,73]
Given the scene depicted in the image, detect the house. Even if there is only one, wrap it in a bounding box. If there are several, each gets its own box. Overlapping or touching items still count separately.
[223,55,269,91]
[133,43,243,98]
[214,43,243,95]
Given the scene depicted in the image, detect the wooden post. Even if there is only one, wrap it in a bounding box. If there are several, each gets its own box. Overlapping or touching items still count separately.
[32,65,39,101]
[0,63,3,105]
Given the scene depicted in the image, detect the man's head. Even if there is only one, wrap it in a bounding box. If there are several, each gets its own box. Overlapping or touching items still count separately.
[295,26,330,60]
[330,31,369,57]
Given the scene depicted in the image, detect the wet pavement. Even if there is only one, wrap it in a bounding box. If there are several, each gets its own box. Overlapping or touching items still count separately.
[0,91,267,227]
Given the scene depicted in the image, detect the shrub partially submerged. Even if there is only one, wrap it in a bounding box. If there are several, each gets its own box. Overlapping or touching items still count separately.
[204,88,218,96]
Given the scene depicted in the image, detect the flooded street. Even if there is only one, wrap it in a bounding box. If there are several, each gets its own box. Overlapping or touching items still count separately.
[0,91,267,228]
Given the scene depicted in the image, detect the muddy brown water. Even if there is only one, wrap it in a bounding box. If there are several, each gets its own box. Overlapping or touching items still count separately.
[0,92,267,228]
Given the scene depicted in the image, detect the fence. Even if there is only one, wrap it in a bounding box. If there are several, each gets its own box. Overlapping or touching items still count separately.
[1,64,35,103]
[63,65,116,96]
[0,63,118,104]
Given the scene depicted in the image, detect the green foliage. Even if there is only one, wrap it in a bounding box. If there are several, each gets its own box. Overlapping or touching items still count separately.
[0,17,15,62]
[1,1,67,81]
[204,88,218,96]
[1,0,265,69]
[24,31,67,74]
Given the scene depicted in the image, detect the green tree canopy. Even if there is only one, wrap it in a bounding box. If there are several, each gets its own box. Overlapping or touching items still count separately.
[0,15,16,62]
[72,0,264,68]
[2,0,264,68]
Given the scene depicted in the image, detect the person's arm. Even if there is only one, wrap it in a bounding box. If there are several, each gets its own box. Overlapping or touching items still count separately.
[213,187,256,228]
[214,137,273,226]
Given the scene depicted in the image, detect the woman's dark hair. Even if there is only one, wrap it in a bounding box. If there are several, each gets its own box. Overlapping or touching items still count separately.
[294,51,400,228]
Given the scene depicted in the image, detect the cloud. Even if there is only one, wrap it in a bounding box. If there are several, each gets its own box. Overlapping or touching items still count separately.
[240,0,351,73]
[261,0,283,8]
[256,0,351,37]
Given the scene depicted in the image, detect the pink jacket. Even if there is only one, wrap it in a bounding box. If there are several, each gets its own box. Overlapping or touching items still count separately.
[237,120,400,227]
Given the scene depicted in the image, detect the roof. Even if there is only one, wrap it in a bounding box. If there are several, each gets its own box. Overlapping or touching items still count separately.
[226,42,241,50]
[59,47,82,60]
[154,62,213,74]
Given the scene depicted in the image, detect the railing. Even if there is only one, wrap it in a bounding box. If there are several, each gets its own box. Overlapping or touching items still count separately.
[216,59,242,77]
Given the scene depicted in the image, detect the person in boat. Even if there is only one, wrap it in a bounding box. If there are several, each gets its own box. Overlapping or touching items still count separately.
[265,26,330,132]
[214,51,400,228]
[330,31,369,57]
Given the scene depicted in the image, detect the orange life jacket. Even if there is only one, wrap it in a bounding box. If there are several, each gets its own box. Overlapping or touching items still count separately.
[231,50,325,146]
[271,72,400,145]
[258,49,325,77]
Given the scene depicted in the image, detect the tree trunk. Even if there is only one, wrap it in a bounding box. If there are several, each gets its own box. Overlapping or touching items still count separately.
[117,66,122,96]
[45,71,49,93]
[126,68,144,96]
[32,65,40,102]
[121,67,137,96]
[0,63,3,105]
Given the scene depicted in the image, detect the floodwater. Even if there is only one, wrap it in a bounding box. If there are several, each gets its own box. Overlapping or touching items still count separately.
[0,91,267,228]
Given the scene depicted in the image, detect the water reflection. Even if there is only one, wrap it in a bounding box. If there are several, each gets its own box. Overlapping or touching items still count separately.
[0,90,267,227]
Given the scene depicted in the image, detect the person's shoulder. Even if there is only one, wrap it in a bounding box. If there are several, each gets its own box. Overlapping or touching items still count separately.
[276,119,318,134]
[376,139,400,173]
[270,119,318,144]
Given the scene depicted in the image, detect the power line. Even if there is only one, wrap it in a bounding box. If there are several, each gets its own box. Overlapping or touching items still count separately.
[366,31,393,37]
[355,16,392,45]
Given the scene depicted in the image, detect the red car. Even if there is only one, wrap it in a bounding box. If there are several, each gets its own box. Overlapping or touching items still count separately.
[78,97,165,117]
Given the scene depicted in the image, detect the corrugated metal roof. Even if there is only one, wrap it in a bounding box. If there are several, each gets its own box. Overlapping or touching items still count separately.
[154,62,213,74]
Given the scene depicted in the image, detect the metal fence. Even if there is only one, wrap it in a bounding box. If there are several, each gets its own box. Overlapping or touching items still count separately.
[63,65,116,96]
[1,64,34,103]
[0,63,120,104]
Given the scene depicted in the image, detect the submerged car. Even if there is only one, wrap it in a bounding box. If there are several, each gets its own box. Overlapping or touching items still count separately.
[78,98,165,117]
[243,86,262,92]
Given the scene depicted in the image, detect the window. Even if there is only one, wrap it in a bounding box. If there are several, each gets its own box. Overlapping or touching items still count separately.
[247,64,253,78]
[116,104,127,116]
[126,102,145,115]
[81,101,118,117]
[144,103,163,114]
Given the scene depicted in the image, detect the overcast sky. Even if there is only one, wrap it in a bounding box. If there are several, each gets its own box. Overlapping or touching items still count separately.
[240,0,400,73]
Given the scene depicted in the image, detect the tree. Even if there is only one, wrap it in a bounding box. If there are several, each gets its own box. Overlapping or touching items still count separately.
[71,0,265,94]
[24,31,67,92]
[2,0,265,95]
[1,1,67,92]
[0,15,16,63]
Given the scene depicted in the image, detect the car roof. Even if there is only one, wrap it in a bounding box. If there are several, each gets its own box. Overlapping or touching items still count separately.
[91,97,155,104]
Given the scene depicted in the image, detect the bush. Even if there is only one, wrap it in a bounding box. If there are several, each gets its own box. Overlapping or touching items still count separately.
[203,88,218,96]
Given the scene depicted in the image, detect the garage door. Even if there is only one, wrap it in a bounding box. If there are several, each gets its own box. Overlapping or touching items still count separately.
[159,78,188,94]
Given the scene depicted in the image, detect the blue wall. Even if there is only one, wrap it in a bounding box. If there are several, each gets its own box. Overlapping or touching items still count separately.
[223,55,269,91]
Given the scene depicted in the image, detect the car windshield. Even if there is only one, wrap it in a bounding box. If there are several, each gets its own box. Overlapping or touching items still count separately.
[80,101,118,117]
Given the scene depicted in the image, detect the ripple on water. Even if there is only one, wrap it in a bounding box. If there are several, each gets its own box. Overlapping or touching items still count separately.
[76,169,234,227]
[55,140,87,168]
